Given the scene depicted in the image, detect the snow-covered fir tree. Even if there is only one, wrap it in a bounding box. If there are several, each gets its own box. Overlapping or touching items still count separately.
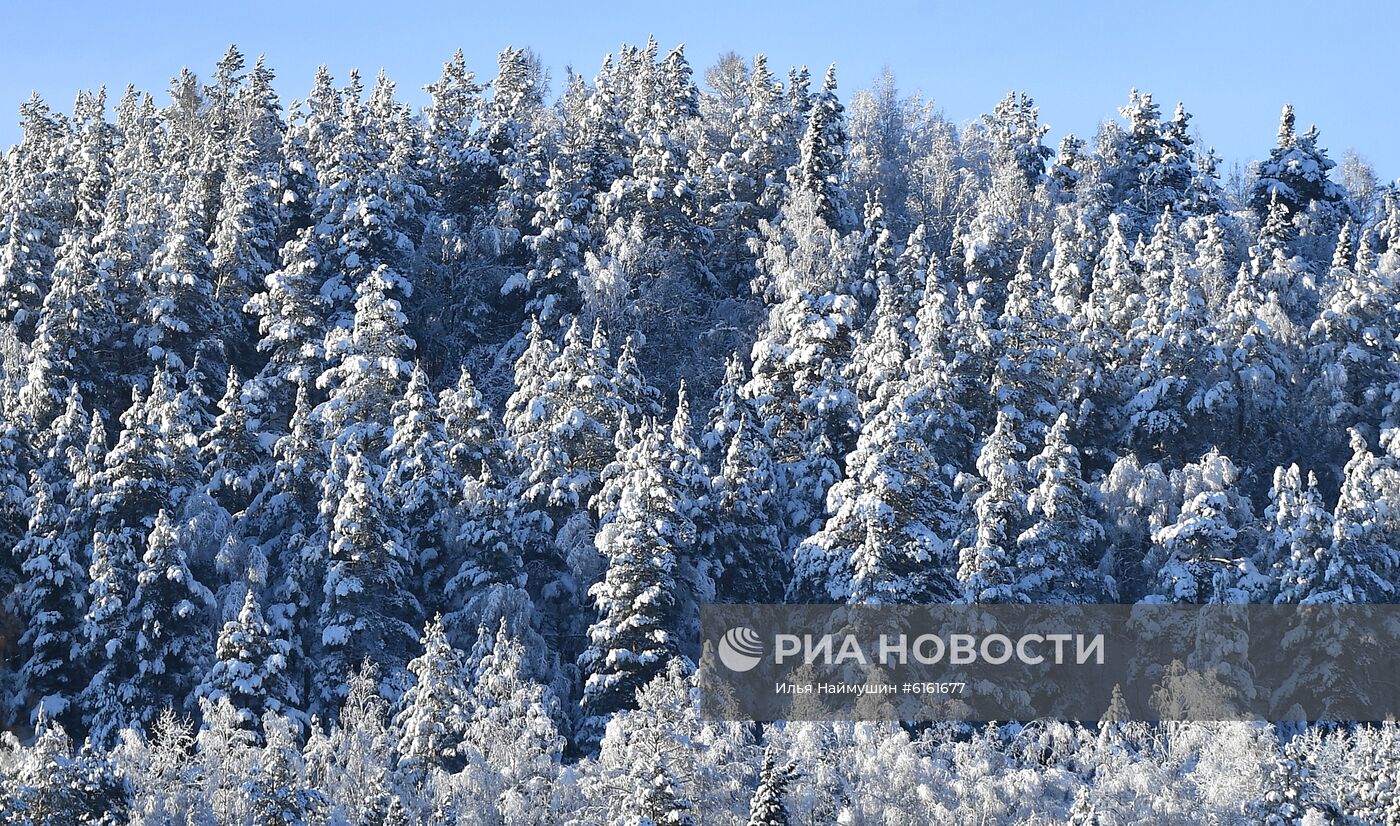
[578,418,694,745]
[198,586,294,734]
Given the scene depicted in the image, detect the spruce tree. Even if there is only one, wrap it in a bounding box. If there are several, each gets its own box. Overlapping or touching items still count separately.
[239,381,324,720]
[208,56,285,363]
[316,442,420,708]
[745,193,861,549]
[137,177,219,379]
[422,48,487,218]
[1145,450,1252,604]
[1319,430,1398,602]
[127,508,216,726]
[706,54,788,287]
[1267,464,1335,604]
[579,418,694,744]
[511,318,630,516]
[0,94,69,335]
[243,224,330,423]
[394,616,470,777]
[381,363,459,612]
[957,410,1032,604]
[710,414,786,603]
[747,751,796,826]
[13,469,88,726]
[198,586,294,733]
[791,65,853,230]
[795,352,964,604]
[1249,104,1345,228]
[446,463,531,640]
[201,367,267,516]
[1016,413,1104,603]
[438,364,497,479]
[315,265,416,454]
[850,223,929,417]
[484,46,547,257]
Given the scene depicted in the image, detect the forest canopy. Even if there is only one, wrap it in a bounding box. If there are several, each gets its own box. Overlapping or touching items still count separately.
[0,40,1397,823]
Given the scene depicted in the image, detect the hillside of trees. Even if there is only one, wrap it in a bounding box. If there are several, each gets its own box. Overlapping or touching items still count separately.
[0,40,1399,822]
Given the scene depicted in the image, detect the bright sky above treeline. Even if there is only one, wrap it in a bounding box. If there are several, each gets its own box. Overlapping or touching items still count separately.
[1,0,1396,181]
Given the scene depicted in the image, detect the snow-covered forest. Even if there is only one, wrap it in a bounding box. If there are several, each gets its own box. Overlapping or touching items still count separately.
[0,39,1399,823]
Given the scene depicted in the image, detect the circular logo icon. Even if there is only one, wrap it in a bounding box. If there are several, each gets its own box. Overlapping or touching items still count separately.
[718,626,764,672]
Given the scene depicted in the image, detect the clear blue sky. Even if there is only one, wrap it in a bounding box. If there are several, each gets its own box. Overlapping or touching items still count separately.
[2,0,1397,182]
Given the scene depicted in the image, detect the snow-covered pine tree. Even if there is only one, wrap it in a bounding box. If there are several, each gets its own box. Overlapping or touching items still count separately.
[22,215,122,427]
[1124,208,1222,462]
[445,462,532,642]
[578,417,695,746]
[1249,104,1346,234]
[314,255,417,456]
[596,43,710,295]
[633,751,699,826]
[745,192,861,549]
[0,93,70,336]
[518,159,590,323]
[981,90,1053,190]
[1062,217,1129,466]
[137,176,219,381]
[438,364,497,479]
[502,316,558,454]
[382,363,459,614]
[667,382,714,608]
[81,371,205,740]
[13,469,88,726]
[1016,413,1104,603]
[1210,242,1300,467]
[702,352,758,458]
[850,222,929,418]
[1308,223,1400,453]
[613,333,662,421]
[705,54,788,289]
[4,711,131,823]
[1144,449,1253,604]
[393,616,470,778]
[747,750,796,826]
[1318,429,1398,602]
[791,65,854,231]
[1267,464,1334,605]
[201,366,267,517]
[126,508,216,727]
[316,441,420,710]
[991,249,1065,452]
[1103,92,1203,230]
[422,49,487,218]
[511,317,630,517]
[209,55,285,366]
[242,221,330,425]
[198,586,294,735]
[238,381,324,718]
[709,413,786,603]
[957,410,1032,604]
[794,347,964,604]
[483,46,548,260]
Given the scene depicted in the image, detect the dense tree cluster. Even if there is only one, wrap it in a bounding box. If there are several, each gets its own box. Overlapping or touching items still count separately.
[0,41,1398,822]
[2,677,1399,824]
